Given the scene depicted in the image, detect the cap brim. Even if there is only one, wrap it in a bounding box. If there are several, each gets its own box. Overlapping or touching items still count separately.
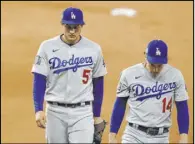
[61,20,85,25]
[147,55,168,64]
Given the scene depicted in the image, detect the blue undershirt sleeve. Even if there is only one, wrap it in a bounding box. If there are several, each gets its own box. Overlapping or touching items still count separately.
[92,76,104,117]
[33,72,46,113]
[110,97,128,134]
[175,100,189,134]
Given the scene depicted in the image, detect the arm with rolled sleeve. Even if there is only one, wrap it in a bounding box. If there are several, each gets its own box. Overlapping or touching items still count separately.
[174,71,189,143]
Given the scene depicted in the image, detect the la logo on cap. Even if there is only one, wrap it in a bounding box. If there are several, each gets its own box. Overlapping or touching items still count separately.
[71,12,76,19]
[156,48,161,56]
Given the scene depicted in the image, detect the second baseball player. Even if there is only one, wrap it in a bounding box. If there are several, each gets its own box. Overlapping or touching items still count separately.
[109,39,189,143]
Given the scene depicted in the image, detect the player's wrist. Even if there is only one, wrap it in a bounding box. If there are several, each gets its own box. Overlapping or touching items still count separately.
[179,133,188,139]
[35,110,44,114]
[35,107,43,113]
[109,133,117,138]
[94,117,103,124]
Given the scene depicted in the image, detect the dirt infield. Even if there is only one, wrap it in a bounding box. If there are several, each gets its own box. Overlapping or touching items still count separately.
[1,1,193,143]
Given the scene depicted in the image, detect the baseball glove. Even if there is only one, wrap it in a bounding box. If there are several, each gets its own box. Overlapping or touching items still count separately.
[93,120,107,144]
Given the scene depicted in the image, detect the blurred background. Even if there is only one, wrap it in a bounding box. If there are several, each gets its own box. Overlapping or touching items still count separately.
[1,1,193,143]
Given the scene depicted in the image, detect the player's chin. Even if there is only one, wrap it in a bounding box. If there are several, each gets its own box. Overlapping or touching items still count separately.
[151,71,160,76]
[67,37,77,42]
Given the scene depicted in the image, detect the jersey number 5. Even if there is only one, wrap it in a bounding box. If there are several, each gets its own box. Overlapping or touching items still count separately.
[82,69,91,84]
[162,97,172,113]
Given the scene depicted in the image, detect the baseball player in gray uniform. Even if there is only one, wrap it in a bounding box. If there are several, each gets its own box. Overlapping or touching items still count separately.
[31,7,107,143]
[109,40,189,143]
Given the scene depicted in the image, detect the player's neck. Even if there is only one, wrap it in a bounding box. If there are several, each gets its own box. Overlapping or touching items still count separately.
[143,62,160,78]
[61,34,81,46]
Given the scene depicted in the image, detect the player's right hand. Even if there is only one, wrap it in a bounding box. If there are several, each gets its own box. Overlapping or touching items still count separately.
[35,111,46,129]
[108,133,117,143]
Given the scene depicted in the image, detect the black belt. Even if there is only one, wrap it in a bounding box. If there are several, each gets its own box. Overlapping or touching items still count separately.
[47,101,91,108]
[129,123,169,136]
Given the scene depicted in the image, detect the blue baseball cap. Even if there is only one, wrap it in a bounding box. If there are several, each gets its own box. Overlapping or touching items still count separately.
[146,39,168,64]
[61,7,85,25]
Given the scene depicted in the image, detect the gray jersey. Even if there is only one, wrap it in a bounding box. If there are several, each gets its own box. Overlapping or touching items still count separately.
[116,63,188,127]
[31,35,107,103]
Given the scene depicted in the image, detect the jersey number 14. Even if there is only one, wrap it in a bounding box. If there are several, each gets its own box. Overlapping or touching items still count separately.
[162,97,172,113]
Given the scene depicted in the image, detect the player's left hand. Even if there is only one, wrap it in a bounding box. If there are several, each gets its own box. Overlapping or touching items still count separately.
[179,134,188,143]
[93,117,107,144]
[35,111,46,129]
